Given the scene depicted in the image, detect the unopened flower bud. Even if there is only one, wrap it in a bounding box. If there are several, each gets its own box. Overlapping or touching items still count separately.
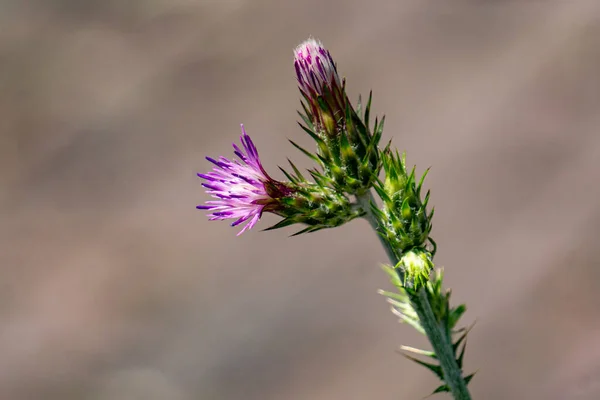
[294,38,341,99]
[374,150,434,252]
[398,248,434,290]
[294,38,382,195]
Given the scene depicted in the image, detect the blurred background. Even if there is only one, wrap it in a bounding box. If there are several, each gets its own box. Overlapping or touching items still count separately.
[2,0,600,399]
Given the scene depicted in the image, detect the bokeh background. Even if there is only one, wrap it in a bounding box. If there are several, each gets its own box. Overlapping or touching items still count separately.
[2,0,600,399]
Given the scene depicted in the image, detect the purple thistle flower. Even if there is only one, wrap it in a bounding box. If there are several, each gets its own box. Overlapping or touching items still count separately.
[294,38,342,98]
[197,125,291,235]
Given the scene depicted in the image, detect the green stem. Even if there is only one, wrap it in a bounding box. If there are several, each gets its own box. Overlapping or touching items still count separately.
[356,190,472,400]
[355,191,401,279]
[413,289,472,399]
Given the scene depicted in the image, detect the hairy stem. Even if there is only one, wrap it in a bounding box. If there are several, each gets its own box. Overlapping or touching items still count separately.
[357,190,472,400]
[355,191,401,278]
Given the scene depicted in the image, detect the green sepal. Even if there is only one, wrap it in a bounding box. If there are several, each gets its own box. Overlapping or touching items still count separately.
[295,83,382,195]
[375,149,435,254]
[290,225,323,236]
[263,218,296,231]
[297,106,314,130]
[287,159,306,182]
[297,121,326,146]
[364,91,373,131]
[278,166,297,183]
[289,139,319,162]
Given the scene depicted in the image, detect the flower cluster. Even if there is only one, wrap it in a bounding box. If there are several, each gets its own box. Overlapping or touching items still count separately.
[195,37,474,399]
[197,39,384,234]
[196,39,432,249]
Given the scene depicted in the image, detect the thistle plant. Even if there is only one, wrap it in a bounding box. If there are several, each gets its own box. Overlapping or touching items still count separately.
[197,38,474,399]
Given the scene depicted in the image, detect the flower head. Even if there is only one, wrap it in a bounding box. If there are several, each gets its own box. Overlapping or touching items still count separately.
[293,37,382,195]
[294,38,341,98]
[294,38,347,139]
[197,125,291,235]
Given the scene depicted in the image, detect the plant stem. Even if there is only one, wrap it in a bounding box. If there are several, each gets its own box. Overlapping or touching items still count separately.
[357,190,472,400]
[413,289,472,399]
[355,191,401,278]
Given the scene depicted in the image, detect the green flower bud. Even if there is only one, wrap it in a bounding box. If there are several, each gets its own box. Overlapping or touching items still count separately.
[373,149,434,254]
[398,248,434,290]
[266,161,365,235]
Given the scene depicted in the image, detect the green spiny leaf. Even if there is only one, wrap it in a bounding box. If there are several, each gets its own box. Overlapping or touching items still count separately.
[452,329,468,350]
[456,338,468,369]
[402,353,444,381]
[400,345,437,359]
[378,289,406,302]
[465,372,476,385]
[394,312,425,334]
[431,384,451,395]
[381,264,401,284]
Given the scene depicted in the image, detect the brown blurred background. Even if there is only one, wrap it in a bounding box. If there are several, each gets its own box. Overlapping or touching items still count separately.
[2,1,600,399]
